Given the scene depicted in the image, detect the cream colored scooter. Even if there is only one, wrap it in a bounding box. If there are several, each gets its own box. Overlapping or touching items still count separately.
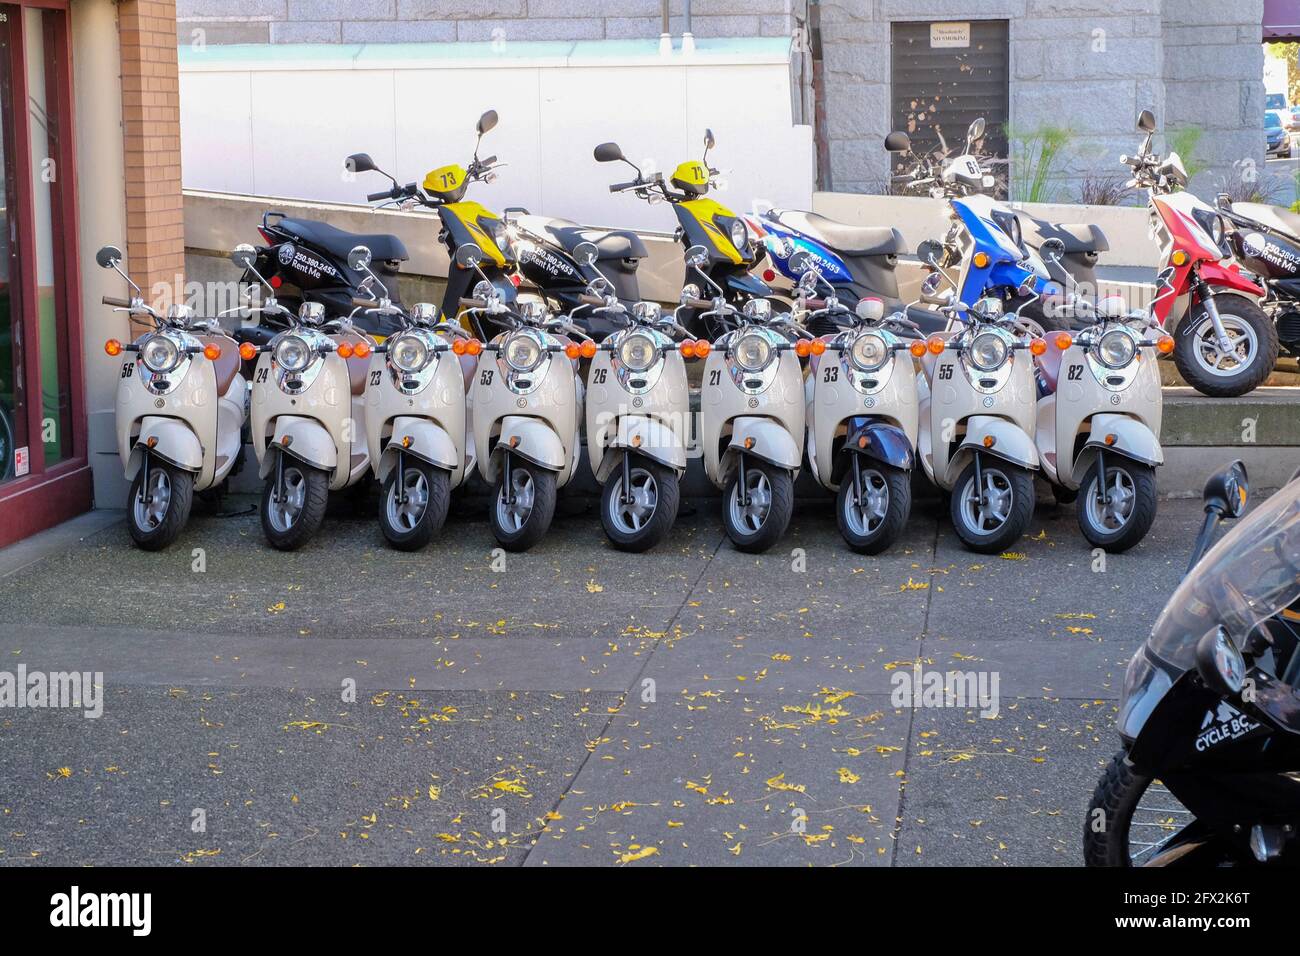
[691,245,807,552]
[348,245,481,550]
[790,251,928,553]
[98,245,247,550]
[918,294,1047,553]
[1035,242,1175,551]
[460,244,587,551]
[570,241,698,552]
[237,244,376,550]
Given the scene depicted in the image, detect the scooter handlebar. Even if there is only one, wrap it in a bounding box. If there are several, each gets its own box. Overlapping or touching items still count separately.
[102,295,133,308]
[609,180,641,193]
[460,297,488,310]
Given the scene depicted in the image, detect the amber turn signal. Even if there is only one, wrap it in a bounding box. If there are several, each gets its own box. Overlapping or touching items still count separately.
[982,435,996,448]
[1170,250,1189,266]
[105,339,123,356]
[203,343,222,361]
[680,340,696,358]
[927,335,946,355]
[1156,334,1174,354]
[1054,332,1073,350]
[580,340,597,359]
[972,252,990,268]
[239,342,258,361]
[336,342,355,359]
[353,341,372,359]
[810,339,826,356]
[795,340,811,358]
[694,339,712,357]
[452,338,468,355]
[1104,433,1118,446]
[466,339,483,356]
[1029,337,1047,356]
[909,340,927,358]
[564,342,581,360]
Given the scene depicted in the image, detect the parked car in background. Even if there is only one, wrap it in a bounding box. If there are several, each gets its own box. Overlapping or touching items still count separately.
[1266,92,1288,112]
[1266,111,1291,157]
[1287,105,1300,132]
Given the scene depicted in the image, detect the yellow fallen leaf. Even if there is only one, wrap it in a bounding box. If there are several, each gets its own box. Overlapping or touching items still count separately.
[618,846,659,864]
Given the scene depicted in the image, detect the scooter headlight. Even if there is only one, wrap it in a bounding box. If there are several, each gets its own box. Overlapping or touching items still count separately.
[850,331,890,372]
[729,218,749,252]
[139,333,181,374]
[390,333,431,373]
[503,332,543,372]
[618,331,659,372]
[732,332,774,372]
[274,334,313,373]
[967,331,1009,371]
[1096,329,1137,369]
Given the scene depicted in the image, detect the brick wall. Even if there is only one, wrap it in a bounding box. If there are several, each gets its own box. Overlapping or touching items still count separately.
[120,0,186,311]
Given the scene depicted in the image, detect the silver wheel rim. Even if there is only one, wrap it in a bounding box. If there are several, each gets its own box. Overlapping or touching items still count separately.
[133,468,172,530]
[728,467,772,534]
[958,467,1014,536]
[1191,313,1258,377]
[844,467,889,537]
[496,467,536,533]
[1084,466,1136,533]
[607,466,659,535]
[386,468,429,532]
[268,466,308,532]
[1127,780,1191,865]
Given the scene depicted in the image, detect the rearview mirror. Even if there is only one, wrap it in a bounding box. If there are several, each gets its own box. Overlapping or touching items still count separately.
[684,244,710,267]
[855,298,884,322]
[916,239,944,268]
[967,117,986,143]
[96,245,122,269]
[1204,459,1249,518]
[919,271,952,307]
[348,245,373,272]
[231,243,258,271]
[593,142,625,164]
[788,249,817,276]
[477,109,498,136]
[1137,108,1156,133]
[572,241,599,267]
[884,131,911,153]
[345,153,376,174]
[1040,238,1065,261]
[704,128,716,150]
[455,244,484,268]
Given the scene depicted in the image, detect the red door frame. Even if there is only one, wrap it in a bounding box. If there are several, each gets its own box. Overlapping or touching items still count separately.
[0,0,89,549]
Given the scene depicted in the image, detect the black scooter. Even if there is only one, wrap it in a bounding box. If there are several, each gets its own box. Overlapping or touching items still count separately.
[1216,196,1300,359]
[1086,460,1300,866]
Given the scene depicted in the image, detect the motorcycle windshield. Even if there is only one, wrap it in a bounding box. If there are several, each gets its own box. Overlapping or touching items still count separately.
[1147,478,1300,669]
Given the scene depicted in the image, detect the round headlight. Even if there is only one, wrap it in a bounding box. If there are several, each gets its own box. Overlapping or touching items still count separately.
[730,218,748,251]
[503,332,543,372]
[390,334,431,373]
[139,334,181,374]
[275,334,313,373]
[732,332,773,372]
[1096,329,1137,369]
[850,332,890,372]
[1209,215,1224,246]
[618,332,659,372]
[967,331,1008,371]
[1006,215,1021,247]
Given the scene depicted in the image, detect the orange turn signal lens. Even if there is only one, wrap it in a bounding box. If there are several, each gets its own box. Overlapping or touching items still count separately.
[927,335,946,355]
[1029,337,1047,356]
[680,340,696,358]
[1156,334,1174,354]
[203,343,222,361]
[972,252,991,268]
[1054,332,1073,350]
[564,342,581,360]
[810,339,826,356]
[795,340,811,358]
[982,435,996,449]
[466,339,483,356]
[1170,250,1189,266]
[909,340,927,358]
[580,340,597,359]
[353,341,372,359]
[452,338,468,355]
[1104,433,1118,446]
[239,342,258,361]
[105,339,123,356]
[336,342,354,359]
[694,339,712,358]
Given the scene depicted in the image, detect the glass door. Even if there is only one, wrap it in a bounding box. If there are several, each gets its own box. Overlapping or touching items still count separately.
[0,12,23,484]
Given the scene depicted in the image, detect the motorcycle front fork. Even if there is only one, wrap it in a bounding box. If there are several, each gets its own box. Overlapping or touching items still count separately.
[1193,277,1235,352]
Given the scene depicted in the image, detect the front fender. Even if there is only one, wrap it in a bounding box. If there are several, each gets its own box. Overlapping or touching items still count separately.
[1197,261,1265,299]
[956,415,1039,470]
[491,415,565,473]
[257,416,338,477]
[722,416,802,475]
[595,415,687,482]
[1074,414,1164,479]
[125,417,203,478]
[832,419,913,484]
[377,417,458,483]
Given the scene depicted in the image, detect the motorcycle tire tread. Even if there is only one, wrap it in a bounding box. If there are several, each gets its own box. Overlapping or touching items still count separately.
[1083,750,1149,867]
[723,464,794,554]
[600,456,680,553]
[949,460,1035,554]
[836,462,911,555]
[379,461,451,552]
[1174,297,1278,398]
[260,463,330,552]
[490,465,557,552]
[128,464,195,552]
[1076,459,1157,554]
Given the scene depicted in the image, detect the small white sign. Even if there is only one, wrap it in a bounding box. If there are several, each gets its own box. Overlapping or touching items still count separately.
[14,446,28,477]
[930,22,970,48]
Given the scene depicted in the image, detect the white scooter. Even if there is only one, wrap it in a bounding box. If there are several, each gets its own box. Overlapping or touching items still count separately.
[918,293,1047,553]
[791,250,927,553]
[349,245,480,550]
[237,244,376,550]
[1035,240,1176,551]
[692,245,808,552]
[572,241,698,552]
[99,245,247,550]
[460,244,587,551]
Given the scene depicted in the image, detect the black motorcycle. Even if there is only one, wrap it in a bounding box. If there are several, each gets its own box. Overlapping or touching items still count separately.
[1216,196,1300,360]
[1085,460,1300,866]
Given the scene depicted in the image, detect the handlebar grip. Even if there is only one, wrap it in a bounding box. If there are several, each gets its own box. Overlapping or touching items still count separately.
[578,294,605,307]
[102,295,132,308]
[367,189,393,202]
[352,297,375,308]
[609,180,639,193]
[459,297,487,310]
[681,297,713,310]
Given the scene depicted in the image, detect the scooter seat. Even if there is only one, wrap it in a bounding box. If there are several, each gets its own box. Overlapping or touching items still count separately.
[771,210,905,257]
[1231,202,1300,243]
[1022,216,1109,254]
[197,333,242,395]
[277,217,409,264]
[544,218,648,261]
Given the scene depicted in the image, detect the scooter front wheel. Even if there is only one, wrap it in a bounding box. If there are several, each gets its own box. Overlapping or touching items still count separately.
[949,458,1034,554]
[1076,459,1157,553]
[600,455,679,553]
[1174,296,1277,397]
[836,461,911,554]
[1085,751,1196,866]
[379,458,451,551]
[723,459,793,553]
[490,459,557,552]
[127,461,194,551]
[261,459,329,551]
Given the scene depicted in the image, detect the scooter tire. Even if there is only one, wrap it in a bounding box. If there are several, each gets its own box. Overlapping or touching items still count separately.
[835,462,911,554]
[379,460,450,551]
[1076,459,1157,553]
[949,459,1034,554]
[1173,296,1277,398]
[127,463,194,551]
[489,462,557,552]
[260,461,329,551]
[722,462,794,554]
[1084,750,1150,867]
[599,456,680,553]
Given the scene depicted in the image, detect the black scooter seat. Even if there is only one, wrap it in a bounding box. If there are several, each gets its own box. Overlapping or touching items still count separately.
[771,210,905,257]
[277,217,409,263]
[1231,202,1300,244]
[1021,216,1109,254]
[544,218,648,261]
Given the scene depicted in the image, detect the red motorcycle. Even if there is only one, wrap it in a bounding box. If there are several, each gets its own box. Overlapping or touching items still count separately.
[1123,109,1275,397]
